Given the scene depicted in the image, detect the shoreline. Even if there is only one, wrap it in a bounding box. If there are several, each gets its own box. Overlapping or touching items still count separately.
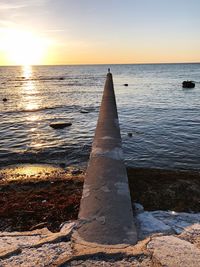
[1,163,200,185]
[0,163,200,233]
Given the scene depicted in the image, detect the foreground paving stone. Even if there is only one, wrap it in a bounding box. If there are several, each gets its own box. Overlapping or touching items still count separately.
[0,209,200,266]
[0,242,72,267]
[67,256,152,267]
[0,222,76,266]
[147,235,200,267]
[0,228,52,251]
[0,247,21,260]
[53,235,151,267]
[179,223,200,249]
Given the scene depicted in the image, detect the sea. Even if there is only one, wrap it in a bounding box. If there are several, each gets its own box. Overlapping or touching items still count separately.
[0,63,200,170]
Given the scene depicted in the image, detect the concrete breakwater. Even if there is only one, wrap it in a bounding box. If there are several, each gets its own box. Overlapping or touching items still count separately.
[77,72,137,245]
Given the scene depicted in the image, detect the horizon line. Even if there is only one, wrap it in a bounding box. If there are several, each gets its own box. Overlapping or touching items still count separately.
[0,61,200,67]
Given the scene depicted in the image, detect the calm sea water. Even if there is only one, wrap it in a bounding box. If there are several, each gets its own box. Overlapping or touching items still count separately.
[0,64,200,170]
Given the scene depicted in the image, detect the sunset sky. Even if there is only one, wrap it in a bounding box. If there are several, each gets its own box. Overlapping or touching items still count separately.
[0,0,200,65]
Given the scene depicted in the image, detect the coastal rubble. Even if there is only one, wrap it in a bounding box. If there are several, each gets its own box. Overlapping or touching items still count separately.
[0,205,200,266]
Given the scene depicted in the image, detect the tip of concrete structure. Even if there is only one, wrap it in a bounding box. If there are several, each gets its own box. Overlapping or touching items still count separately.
[107,72,112,79]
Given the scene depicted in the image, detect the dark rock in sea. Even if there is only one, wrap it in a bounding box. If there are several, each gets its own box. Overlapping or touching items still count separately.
[50,122,72,129]
[128,132,133,137]
[59,163,66,168]
[182,81,195,88]
[80,109,89,114]
[2,98,7,102]
[59,77,65,80]
[124,83,128,86]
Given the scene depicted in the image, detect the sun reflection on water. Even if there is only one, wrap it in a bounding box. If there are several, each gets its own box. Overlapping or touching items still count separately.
[21,65,40,112]
[20,65,44,149]
[23,65,32,79]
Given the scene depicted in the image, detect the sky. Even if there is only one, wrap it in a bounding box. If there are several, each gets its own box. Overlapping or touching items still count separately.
[0,0,200,65]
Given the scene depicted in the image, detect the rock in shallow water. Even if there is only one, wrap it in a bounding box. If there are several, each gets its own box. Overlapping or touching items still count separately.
[50,122,72,129]
[80,109,89,114]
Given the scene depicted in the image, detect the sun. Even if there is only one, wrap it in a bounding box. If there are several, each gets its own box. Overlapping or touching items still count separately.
[2,28,49,65]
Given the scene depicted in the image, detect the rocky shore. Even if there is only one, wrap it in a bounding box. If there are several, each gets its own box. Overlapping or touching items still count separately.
[0,164,200,266]
[0,205,200,266]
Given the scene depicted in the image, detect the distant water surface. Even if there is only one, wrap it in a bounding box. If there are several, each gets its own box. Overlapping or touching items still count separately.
[0,63,200,170]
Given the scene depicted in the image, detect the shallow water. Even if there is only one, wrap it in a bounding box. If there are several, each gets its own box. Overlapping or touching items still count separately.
[0,64,200,170]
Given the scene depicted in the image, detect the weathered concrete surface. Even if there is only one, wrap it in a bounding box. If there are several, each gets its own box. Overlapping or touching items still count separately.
[77,73,137,245]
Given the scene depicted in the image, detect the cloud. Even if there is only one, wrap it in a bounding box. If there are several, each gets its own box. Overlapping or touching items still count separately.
[0,0,48,10]
[0,0,50,28]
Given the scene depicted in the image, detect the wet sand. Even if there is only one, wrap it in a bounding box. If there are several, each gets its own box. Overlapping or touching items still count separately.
[0,164,200,232]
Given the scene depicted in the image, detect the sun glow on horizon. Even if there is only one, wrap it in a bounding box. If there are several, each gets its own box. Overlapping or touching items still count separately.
[1,28,50,65]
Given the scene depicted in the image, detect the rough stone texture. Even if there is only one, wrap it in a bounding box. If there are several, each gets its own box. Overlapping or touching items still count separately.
[77,73,137,245]
[0,242,72,267]
[151,210,200,234]
[67,256,152,267]
[0,228,52,249]
[136,207,200,239]
[136,212,172,239]
[0,247,21,260]
[147,235,200,267]
[0,208,200,266]
[179,223,200,249]
[0,222,75,266]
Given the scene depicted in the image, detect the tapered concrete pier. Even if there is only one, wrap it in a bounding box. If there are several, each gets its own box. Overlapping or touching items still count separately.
[77,72,137,245]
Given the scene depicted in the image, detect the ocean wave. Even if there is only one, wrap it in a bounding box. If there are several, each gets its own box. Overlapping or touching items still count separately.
[7,75,104,86]
[0,104,93,115]
[1,105,64,114]
[9,76,66,82]
[0,145,91,168]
